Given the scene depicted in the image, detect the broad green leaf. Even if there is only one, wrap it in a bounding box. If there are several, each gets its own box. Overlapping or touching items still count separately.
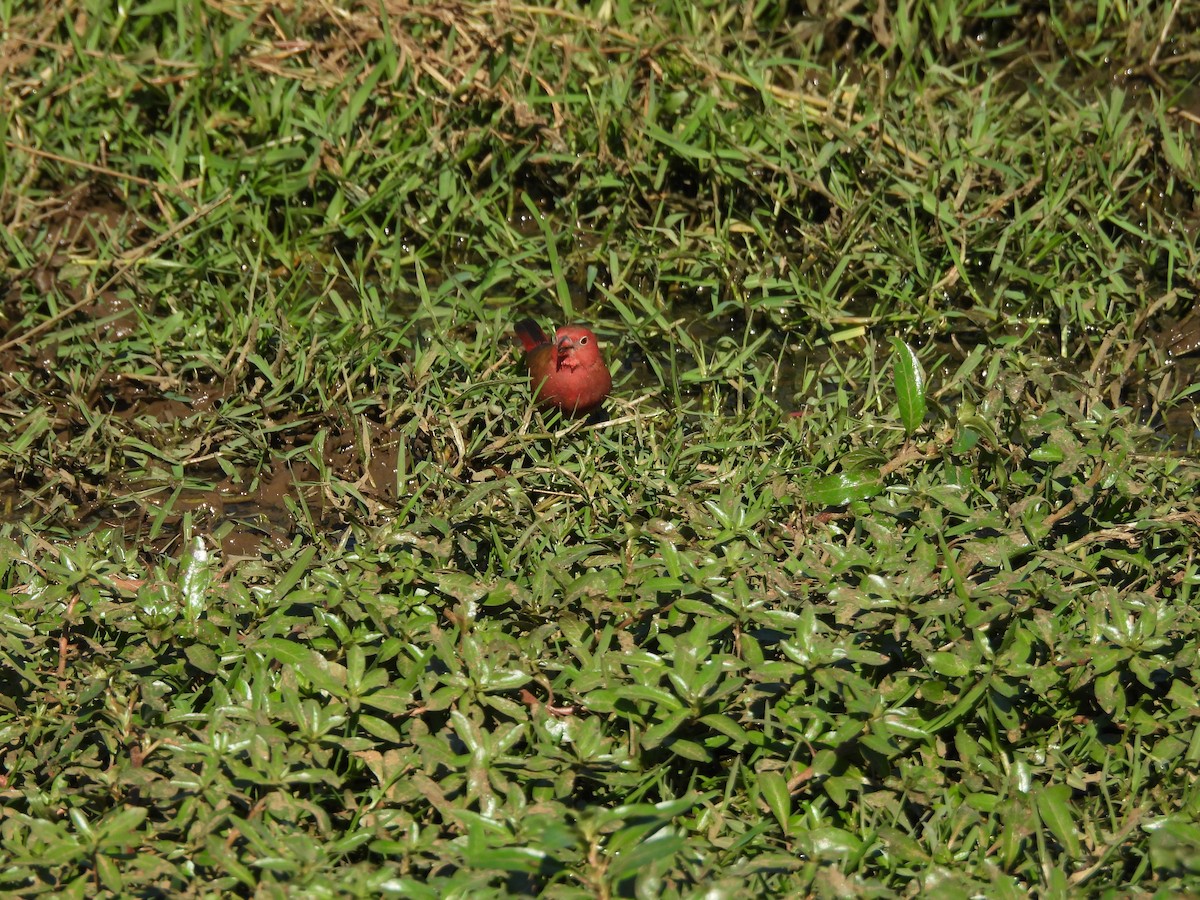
[758,770,792,834]
[462,847,547,873]
[96,854,123,894]
[699,713,753,746]
[358,714,401,743]
[592,797,702,829]
[1036,784,1081,859]
[881,711,931,740]
[804,470,884,507]
[607,833,686,881]
[179,536,213,622]
[928,651,970,678]
[184,643,219,674]
[361,688,414,714]
[267,546,318,605]
[257,640,347,696]
[669,738,710,762]
[257,637,312,667]
[889,337,927,435]
[97,807,149,844]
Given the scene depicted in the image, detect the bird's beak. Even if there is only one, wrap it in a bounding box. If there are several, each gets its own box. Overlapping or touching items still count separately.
[555,336,574,369]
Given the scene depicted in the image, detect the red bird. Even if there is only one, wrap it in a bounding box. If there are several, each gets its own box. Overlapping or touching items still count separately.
[514,319,612,416]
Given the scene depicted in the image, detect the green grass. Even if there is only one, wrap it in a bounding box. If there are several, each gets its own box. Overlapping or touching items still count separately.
[2,0,1200,895]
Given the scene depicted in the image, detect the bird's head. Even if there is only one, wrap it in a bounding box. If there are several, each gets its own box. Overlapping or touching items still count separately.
[554,325,603,369]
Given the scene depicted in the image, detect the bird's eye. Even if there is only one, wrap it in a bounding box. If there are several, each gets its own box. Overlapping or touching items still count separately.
[579,336,588,345]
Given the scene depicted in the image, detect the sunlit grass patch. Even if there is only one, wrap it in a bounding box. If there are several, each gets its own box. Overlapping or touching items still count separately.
[1,0,1199,894]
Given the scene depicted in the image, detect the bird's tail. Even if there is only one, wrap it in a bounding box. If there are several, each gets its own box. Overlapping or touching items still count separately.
[514,318,549,351]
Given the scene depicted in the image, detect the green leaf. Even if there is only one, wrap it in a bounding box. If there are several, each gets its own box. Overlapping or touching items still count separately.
[96,853,123,893]
[928,651,970,678]
[607,833,686,881]
[257,640,347,696]
[591,797,702,829]
[257,637,311,668]
[358,714,401,743]
[951,425,980,454]
[669,738,710,762]
[881,711,931,740]
[699,713,754,747]
[184,643,220,674]
[463,847,547,873]
[758,770,792,834]
[804,470,884,507]
[1036,784,1081,859]
[361,688,414,714]
[267,546,318,605]
[178,536,214,622]
[97,807,149,845]
[804,825,864,857]
[889,337,927,435]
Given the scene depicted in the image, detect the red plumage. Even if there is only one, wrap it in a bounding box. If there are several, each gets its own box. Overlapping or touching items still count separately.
[514,318,612,416]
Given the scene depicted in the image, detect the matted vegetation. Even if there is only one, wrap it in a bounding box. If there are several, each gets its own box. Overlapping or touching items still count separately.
[2,0,1199,895]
